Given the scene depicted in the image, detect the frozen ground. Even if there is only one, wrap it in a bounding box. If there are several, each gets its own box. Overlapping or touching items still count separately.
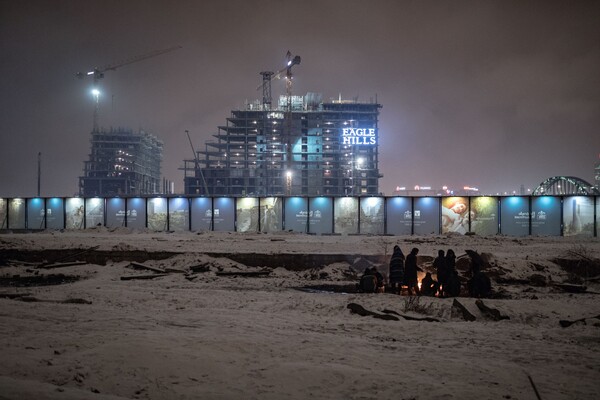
[0,229,599,400]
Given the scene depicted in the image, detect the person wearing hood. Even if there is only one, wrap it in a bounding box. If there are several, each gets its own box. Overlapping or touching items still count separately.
[388,245,405,295]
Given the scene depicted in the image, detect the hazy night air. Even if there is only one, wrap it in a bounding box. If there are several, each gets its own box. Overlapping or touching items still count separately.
[1,1,599,196]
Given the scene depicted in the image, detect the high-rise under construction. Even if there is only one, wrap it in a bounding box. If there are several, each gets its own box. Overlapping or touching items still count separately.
[79,127,163,196]
[181,93,382,196]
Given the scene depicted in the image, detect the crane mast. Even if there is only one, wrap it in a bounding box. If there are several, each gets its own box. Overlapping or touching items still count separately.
[257,51,301,194]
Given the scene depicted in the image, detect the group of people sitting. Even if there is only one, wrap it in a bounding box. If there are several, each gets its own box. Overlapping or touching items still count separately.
[359,246,490,297]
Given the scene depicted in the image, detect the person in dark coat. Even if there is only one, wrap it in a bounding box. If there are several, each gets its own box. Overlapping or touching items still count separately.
[446,249,457,274]
[388,245,405,295]
[404,247,422,295]
[465,250,491,297]
[466,250,483,276]
[468,271,491,298]
[371,266,385,293]
[446,270,462,297]
[359,267,376,293]
[433,250,447,297]
[420,272,439,296]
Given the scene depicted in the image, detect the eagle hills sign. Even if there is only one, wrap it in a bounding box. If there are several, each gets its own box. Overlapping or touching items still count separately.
[341,127,377,145]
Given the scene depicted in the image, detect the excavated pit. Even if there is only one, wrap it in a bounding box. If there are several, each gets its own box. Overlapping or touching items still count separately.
[0,273,81,288]
[0,249,179,266]
[0,249,384,271]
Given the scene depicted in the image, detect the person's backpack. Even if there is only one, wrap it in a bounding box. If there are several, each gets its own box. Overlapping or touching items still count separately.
[360,275,377,293]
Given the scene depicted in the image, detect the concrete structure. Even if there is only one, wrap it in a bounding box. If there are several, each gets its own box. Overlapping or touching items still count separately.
[182,93,382,196]
[79,128,163,196]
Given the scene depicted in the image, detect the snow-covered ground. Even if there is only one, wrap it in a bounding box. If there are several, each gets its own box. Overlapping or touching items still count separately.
[1,229,599,399]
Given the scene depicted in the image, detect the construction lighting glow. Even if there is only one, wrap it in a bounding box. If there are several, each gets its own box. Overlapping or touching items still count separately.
[91,89,100,96]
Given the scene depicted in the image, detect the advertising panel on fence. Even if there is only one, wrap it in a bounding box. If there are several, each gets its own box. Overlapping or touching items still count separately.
[386,197,412,235]
[441,197,469,234]
[106,198,126,228]
[309,197,333,234]
[27,198,45,229]
[8,199,26,229]
[85,198,104,228]
[259,197,282,233]
[334,197,358,234]
[470,197,498,236]
[563,196,594,236]
[46,198,64,230]
[360,197,384,234]
[597,197,600,237]
[147,198,167,231]
[126,198,146,229]
[236,197,259,232]
[213,197,235,232]
[0,198,7,229]
[284,197,308,232]
[169,198,190,231]
[65,198,84,229]
[191,198,212,231]
[531,196,561,236]
[500,197,529,236]
[413,197,440,235]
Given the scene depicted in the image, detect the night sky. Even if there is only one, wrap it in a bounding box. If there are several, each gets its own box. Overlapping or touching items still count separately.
[1,0,599,197]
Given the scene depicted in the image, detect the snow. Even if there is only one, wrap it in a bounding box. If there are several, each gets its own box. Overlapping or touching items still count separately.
[1,230,599,399]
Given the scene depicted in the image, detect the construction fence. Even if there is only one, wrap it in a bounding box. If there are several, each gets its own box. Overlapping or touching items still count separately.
[0,195,598,237]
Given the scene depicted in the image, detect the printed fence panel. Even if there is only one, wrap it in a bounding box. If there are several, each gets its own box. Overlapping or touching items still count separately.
[386,197,412,235]
[259,197,282,233]
[309,197,333,234]
[284,197,308,233]
[360,197,384,235]
[46,198,64,230]
[413,197,440,235]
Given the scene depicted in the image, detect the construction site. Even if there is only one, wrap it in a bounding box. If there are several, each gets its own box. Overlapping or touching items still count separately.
[181,52,383,196]
[74,49,383,197]
[77,47,180,197]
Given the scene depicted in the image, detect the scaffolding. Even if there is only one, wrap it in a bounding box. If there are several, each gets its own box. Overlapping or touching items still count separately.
[181,93,382,196]
[79,127,163,196]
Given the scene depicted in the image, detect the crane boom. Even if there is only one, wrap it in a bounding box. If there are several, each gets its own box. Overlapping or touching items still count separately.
[76,45,182,132]
[100,45,182,72]
[77,45,182,83]
[185,130,209,195]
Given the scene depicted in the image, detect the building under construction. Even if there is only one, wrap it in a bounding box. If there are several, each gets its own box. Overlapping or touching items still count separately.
[182,93,382,196]
[79,128,163,196]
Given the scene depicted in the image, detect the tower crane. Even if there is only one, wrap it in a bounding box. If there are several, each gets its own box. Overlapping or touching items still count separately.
[76,45,182,132]
[256,51,301,110]
[257,51,301,195]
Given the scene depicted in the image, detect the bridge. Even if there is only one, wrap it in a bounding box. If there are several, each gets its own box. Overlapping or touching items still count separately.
[533,176,600,196]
